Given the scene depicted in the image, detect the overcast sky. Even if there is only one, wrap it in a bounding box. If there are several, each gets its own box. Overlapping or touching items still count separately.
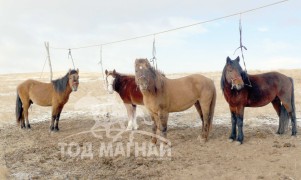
[0,0,300,74]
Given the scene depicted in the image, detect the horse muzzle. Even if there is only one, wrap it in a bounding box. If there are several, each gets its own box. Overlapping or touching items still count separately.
[139,84,148,91]
[72,86,78,92]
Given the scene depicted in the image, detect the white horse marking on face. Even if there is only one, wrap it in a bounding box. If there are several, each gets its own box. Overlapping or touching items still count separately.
[107,75,115,94]
[139,66,143,69]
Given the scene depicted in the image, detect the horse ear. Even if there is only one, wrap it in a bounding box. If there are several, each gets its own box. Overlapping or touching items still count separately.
[226,56,231,63]
[105,69,108,75]
[113,69,116,74]
[68,68,71,75]
[236,56,240,62]
[76,68,79,74]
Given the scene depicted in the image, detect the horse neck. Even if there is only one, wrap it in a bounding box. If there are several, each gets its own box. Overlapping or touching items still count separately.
[59,84,73,100]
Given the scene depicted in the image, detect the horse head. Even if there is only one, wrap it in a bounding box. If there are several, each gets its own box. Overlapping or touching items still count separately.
[223,56,245,91]
[105,69,117,94]
[68,69,79,92]
[134,58,153,91]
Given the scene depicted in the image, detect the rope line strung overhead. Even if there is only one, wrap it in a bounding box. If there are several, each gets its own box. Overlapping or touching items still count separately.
[49,0,288,51]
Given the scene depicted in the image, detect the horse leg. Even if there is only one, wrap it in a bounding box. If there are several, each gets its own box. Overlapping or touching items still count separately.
[23,102,31,129]
[199,100,212,142]
[236,107,245,144]
[272,97,285,134]
[151,113,158,144]
[194,101,204,132]
[54,106,63,131]
[124,104,134,130]
[132,105,139,130]
[159,111,169,142]
[50,106,58,131]
[229,106,237,141]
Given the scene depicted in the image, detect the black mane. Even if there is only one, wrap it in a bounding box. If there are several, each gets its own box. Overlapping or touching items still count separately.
[52,70,77,93]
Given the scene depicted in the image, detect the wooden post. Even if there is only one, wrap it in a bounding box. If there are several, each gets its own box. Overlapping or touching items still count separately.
[44,42,53,82]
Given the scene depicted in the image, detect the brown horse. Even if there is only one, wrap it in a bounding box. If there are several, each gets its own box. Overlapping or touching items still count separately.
[105,69,143,130]
[135,58,216,144]
[221,56,296,144]
[16,69,79,131]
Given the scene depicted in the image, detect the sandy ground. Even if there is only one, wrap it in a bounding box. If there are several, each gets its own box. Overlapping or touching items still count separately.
[0,70,300,179]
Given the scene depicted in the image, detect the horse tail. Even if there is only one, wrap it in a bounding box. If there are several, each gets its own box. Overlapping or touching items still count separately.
[16,91,23,124]
[278,77,295,134]
[289,77,296,119]
[208,84,216,131]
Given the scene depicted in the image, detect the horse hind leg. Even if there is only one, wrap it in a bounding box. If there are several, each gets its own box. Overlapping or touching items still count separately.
[23,102,31,129]
[199,101,211,142]
[271,97,287,134]
[194,101,204,132]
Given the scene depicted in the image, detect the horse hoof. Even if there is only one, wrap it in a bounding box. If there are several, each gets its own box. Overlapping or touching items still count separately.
[27,124,31,129]
[235,141,242,145]
[54,127,59,132]
[133,125,139,130]
[228,139,234,143]
[126,126,132,131]
[200,138,207,144]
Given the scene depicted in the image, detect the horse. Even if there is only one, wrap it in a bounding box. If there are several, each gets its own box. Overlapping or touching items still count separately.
[221,56,296,144]
[134,58,216,144]
[16,69,79,131]
[105,69,143,130]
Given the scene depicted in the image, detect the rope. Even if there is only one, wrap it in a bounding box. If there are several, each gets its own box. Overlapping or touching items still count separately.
[233,15,252,87]
[39,56,48,79]
[98,45,106,89]
[49,0,289,50]
[149,35,158,70]
[68,49,76,69]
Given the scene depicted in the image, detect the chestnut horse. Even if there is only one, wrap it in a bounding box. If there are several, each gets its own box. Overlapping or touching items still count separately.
[135,58,216,143]
[105,69,143,130]
[221,56,296,144]
[16,69,79,131]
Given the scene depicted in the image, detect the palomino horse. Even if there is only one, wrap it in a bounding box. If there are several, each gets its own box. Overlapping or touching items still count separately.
[105,69,143,130]
[16,69,79,131]
[221,56,296,144]
[135,58,216,143]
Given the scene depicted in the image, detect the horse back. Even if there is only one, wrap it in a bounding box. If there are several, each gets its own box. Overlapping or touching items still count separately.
[246,72,292,107]
[17,79,53,106]
[164,74,215,112]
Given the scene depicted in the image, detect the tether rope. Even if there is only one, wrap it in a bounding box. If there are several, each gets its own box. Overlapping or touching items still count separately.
[233,15,252,87]
[68,49,76,69]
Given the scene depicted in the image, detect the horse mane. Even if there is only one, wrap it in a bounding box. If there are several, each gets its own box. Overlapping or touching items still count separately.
[52,70,77,93]
[112,72,133,92]
[144,64,165,94]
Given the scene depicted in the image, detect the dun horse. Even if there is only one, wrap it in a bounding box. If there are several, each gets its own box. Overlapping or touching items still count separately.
[221,57,296,144]
[105,69,143,130]
[135,58,216,143]
[16,69,79,131]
